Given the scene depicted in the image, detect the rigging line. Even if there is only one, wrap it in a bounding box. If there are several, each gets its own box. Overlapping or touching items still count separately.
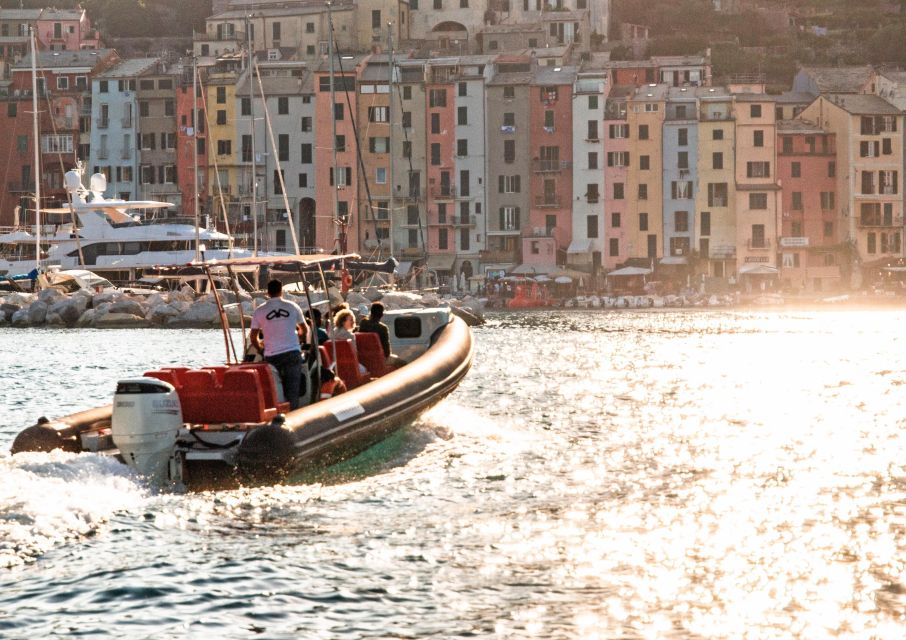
[196,68,234,248]
[328,19,383,257]
[392,68,427,259]
[253,59,299,254]
[38,64,85,266]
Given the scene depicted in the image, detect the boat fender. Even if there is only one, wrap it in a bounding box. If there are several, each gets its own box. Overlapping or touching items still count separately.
[235,414,296,482]
[10,421,80,454]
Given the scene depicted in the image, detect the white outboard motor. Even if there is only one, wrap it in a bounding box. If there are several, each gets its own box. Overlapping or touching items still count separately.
[111,378,182,484]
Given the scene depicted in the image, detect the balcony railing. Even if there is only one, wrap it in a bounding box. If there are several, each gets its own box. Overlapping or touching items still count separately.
[97,148,109,159]
[534,195,561,208]
[7,181,34,192]
[121,149,131,160]
[452,215,476,227]
[430,185,456,200]
[532,159,571,173]
[479,249,518,263]
[96,118,108,129]
[858,216,903,228]
[747,238,771,250]
[400,247,423,257]
[121,117,133,128]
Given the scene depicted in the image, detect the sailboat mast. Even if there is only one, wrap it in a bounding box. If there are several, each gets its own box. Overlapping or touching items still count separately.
[248,16,258,256]
[327,1,342,253]
[387,23,395,259]
[30,27,41,273]
[193,56,201,262]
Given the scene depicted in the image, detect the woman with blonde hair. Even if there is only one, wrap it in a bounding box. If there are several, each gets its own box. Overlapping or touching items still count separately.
[329,308,368,375]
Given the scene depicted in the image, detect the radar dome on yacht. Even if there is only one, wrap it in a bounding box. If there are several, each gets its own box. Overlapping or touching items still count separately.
[64,170,82,193]
[89,173,107,194]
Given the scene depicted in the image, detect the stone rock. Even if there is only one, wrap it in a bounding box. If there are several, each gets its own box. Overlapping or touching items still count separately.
[6,292,33,306]
[1,302,23,319]
[171,301,219,325]
[145,292,168,310]
[27,300,48,324]
[379,291,424,310]
[37,288,64,305]
[345,291,370,308]
[364,286,383,302]
[76,308,98,327]
[107,297,145,317]
[49,295,90,327]
[145,303,182,325]
[95,312,150,328]
[11,308,30,326]
[92,290,122,307]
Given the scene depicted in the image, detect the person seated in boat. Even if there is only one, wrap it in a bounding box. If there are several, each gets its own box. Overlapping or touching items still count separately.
[306,308,329,345]
[249,279,308,410]
[357,302,405,368]
[319,367,347,400]
[330,308,369,376]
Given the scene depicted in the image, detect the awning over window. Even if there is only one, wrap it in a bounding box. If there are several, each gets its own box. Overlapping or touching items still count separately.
[659,256,688,265]
[738,263,778,275]
[511,263,554,275]
[567,239,592,254]
[426,254,456,271]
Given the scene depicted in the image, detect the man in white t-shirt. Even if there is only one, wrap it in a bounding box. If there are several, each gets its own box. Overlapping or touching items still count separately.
[250,279,308,409]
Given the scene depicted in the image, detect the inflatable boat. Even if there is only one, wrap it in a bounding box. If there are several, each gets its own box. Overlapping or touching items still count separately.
[9,254,474,490]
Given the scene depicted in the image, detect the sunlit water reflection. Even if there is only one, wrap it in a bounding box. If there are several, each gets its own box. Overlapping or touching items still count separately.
[0,312,904,638]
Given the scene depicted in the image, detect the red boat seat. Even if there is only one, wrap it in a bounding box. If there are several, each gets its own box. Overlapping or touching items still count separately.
[144,369,181,390]
[325,339,368,389]
[201,366,228,385]
[215,369,273,423]
[355,332,387,377]
[318,345,332,368]
[179,369,218,424]
[239,362,290,413]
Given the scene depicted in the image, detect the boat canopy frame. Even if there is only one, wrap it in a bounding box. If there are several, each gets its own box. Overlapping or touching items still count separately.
[196,253,361,368]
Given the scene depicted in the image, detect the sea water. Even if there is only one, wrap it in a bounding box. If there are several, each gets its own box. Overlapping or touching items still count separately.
[0,311,904,638]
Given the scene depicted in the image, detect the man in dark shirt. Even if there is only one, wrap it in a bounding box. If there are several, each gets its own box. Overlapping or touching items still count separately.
[358,302,391,358]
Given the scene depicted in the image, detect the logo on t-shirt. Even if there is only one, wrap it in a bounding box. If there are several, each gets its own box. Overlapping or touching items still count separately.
[265,308,291,320]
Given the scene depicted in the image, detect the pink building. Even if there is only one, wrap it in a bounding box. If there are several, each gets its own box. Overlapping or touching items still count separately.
[36,8,101,51]
[776,121,842,291]
[524,67,573,270]
[424,70,456,268]
[175,63,208,222]
[602,85,631,269]
[314,57,364,253]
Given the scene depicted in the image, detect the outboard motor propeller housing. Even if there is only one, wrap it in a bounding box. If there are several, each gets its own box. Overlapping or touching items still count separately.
[111,378,182,483]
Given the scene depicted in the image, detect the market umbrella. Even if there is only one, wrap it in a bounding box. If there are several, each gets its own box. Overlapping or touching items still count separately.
[534,274,551,283]
[555,276,573,284]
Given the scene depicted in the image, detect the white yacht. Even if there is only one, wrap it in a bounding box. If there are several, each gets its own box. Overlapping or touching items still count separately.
[0,168,280,280]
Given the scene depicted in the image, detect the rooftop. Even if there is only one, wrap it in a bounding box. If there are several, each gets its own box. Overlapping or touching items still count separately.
[631,83,669,101]
[824,93,901,115]
[777,119,826,134]
[212,1,351,20]
[799,65,874,94]
[12,48,115,70]
[97,58,162,79]
[776,90,815,104]
[0,9,41,20]
[533,65,576,85]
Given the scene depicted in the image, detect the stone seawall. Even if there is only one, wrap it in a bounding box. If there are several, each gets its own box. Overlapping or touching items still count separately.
[0,287,486,329]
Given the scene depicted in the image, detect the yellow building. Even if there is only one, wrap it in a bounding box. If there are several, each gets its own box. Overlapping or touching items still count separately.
[732,86,780,279]
[800,94,904,286]
[626,84,665,263]
[205,65,241,226]
[354,0,410,52]
[695,87,737,279]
